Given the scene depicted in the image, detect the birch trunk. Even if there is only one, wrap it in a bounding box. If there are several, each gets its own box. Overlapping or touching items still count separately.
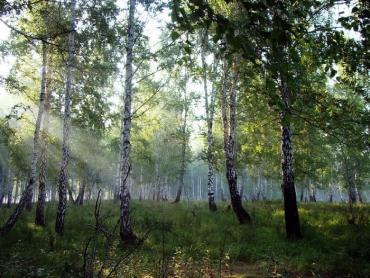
[55,0,77,236]
[76,179,85,205]
[220,57,251,224]
[300,187,304,202]
[0,41,48,235]
[67,180,75,204]
[201,32,217,211]
[348,177,357,204]
[6,168,13,208]
[279,73,301,240]
[342,147,357,204]
[119,0,136,244]
[35,45,50,226]
[114,158,121,200]
[173,69,188,203]
[346,165,357,204]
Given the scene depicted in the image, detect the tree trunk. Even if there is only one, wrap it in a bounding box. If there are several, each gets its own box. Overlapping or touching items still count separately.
[55,0,77,236]
[220,56,251,224]
[114,160,121,200]
[0,41,48,235]
[67,181,75,204]
[119,0,136,244]
[342,147,357,205]
[6,169,13,208]
[300,187,304,202]
[13,177,20,204]
[278,73,301,240]
[139,188,143,201]
[348,181,357,204]
[309,184,317,202]
[35,47,50,226]
[76,180,85,205]
[173,69,188,204]
[201,31,217,211]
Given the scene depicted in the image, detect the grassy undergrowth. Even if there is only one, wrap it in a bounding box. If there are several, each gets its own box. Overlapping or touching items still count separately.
[0,200,369,277]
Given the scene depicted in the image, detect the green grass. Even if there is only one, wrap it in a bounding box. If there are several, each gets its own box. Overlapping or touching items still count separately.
[0,200,370,277]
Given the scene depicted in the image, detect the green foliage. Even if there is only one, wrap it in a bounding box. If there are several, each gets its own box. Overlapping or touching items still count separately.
[1,201,370,277]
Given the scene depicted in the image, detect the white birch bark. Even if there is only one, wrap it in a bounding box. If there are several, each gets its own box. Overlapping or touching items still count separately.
[220,55,251,224]
[36,43,51,226]
[173,68,188,203]
[119,0,137,243]
[55,0,77,235]
[201,31,217,210]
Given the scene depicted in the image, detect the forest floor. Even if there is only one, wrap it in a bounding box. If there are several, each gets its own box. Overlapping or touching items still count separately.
[0,200,369,277]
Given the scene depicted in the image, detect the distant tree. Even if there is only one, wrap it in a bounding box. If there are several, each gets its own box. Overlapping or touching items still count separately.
[173,67,190,203]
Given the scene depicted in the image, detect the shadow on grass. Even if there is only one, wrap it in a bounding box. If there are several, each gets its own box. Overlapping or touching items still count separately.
[0,200,369,277]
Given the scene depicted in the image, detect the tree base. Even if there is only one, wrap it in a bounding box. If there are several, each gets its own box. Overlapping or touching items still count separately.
[172,197,180,204]
[35,215,45,227]
[120,232,137,246]
[209,202,217,211]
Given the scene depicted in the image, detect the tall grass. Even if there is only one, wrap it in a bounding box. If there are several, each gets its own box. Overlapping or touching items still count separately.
[0,200,369,277]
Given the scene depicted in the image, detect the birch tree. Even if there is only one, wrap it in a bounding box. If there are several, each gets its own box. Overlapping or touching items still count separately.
[173,68,189,203]
[220,56,251,224]
[55,0,77,236]
[277,70,301,239]
[201,31,217,211]
[35,55,51,226]
[118,0,137,243]
[0,41,48,235]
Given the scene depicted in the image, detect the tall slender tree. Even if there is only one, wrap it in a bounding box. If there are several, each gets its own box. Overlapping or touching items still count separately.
[119,0,137,243]
[201,31,217,211]
[0,41,48,235]
[55,0,77,236]
[220,56,251,224]
[173,68,189,203]
[35,47,51,226]
[277,70,301,239]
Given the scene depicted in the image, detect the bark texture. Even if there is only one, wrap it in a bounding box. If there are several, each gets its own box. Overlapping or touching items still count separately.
[220,57,251,224]
[35,44,50,226]
[119,0,137,244]
[279,73,301,240]
[55,0,77,236]
[201,32,217,211]
[173,69,189,204]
